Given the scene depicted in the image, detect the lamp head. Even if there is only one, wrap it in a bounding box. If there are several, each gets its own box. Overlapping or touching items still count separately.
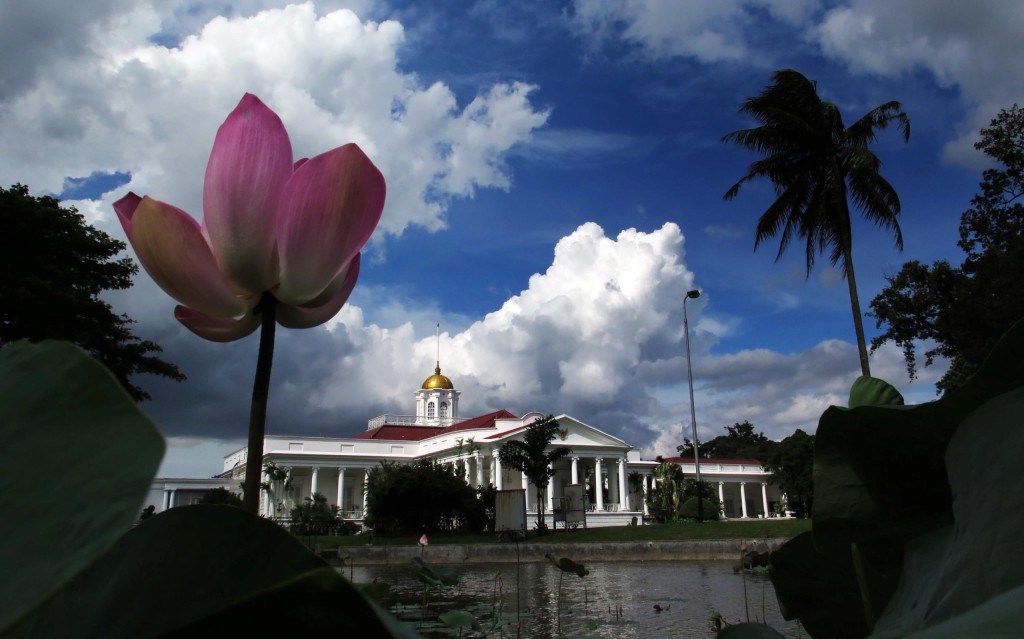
[686,290,700,299]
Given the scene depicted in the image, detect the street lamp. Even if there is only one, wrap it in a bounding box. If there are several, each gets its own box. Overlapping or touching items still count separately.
[683,289,704,522]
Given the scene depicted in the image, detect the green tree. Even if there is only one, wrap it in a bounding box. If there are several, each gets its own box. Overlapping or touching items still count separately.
[0,183,184,401]
[645,460,686,523]
[198,487,243,507]
[723,69,910,377]
[763,428,815,517]
[677,420,777,461]
[289,492,340,536]
[497,415,572,533]
[870,105,1024,393]
[365,460,486,534]
[645,460,719,522]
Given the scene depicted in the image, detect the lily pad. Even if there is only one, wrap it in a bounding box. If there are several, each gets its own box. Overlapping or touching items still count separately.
[439,610,481,631]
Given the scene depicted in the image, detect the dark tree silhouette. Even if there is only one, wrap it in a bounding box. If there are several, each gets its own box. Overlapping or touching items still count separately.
[871,104,1024,393]
[0,183,184,400]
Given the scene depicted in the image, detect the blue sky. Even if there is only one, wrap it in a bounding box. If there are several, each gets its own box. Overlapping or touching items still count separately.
[3,0,1021,476]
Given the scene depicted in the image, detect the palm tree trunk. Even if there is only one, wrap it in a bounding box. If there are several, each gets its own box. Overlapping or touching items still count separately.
[843,244,872,377]
[537,486,546,532]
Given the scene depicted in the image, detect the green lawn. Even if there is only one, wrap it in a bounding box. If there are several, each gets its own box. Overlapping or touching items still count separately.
[311,518,811,549]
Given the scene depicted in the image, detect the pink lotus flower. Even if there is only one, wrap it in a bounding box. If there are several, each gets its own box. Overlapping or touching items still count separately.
[114,94,385,342]
[419,534,429,546]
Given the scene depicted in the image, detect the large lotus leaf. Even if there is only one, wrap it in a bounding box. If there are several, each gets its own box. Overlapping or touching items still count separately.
[768,531,869,639]
[772,321,1024,639]
[166,567,419,637]
[718,623,788,639]
[5,505,418,638]
[848,376,904,408]
[0,341,164,633]
[870,387,1024,638]
[901,585,1024,639]
[813,319,1024,549]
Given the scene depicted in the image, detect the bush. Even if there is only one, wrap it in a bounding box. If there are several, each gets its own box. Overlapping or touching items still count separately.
[199,487,243,507]
[678,496,720,521]
[365,460,491,534]
[289,493,340,536]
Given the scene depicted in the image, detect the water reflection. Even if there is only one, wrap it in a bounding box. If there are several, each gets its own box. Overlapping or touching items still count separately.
[348,560,807,638]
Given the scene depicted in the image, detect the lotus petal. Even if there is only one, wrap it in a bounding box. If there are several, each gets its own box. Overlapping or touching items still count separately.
[175,306,261,342]
[275,144,384,306]
[276,255,360,329]
[203,93,293,294]
[118,195,249,317]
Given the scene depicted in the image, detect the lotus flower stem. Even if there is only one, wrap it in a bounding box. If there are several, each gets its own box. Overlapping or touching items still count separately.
[242,293,278,513]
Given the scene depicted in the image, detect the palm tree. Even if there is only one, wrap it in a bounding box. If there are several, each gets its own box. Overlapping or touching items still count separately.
[497,415,572,533]
[722,69,910,376]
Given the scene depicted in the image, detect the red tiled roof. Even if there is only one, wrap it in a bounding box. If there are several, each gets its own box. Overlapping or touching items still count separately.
[354,409,519,441]
[485,423,527,440]
[439,409,518,435]
[662,457,764,465]
[355,425,444,441]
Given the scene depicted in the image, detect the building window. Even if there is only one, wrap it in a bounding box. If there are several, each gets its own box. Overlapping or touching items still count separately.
[440,401,448,418]
[427,402,435,418]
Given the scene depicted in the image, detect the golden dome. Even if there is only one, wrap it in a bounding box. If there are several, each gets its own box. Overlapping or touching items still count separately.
[422,365,454,390]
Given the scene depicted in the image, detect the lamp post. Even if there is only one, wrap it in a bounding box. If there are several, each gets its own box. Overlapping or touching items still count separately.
[683,289,703,522]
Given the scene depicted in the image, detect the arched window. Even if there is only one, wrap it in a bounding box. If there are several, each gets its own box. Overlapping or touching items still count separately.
[427,401,435,418]
[440,401,448,418]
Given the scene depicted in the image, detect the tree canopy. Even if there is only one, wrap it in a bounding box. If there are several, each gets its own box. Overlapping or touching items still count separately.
[870,104,1024,392]
[364,460,488,534]
[677,421,777,461]
[763,428,815,517]
[497,415,571,533]
[723,69,910,377]
[0,184,183,401]
[645,460,719,523]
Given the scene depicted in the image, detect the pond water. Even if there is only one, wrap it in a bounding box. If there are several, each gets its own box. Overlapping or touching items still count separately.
[347,560,808,638]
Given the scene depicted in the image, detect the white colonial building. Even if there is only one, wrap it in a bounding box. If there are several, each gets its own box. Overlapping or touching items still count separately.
[148,364,784,525]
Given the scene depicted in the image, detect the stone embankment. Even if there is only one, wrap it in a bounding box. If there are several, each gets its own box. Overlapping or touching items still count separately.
[323,538,787,566]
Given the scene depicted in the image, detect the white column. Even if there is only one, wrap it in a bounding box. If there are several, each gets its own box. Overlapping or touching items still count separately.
[162,490,170,512]
[594,458,605,511]
[520,471,528,512]
[571,457,579,484]
[169,489,176,509]
[642,475,649,516]
[362,469,370,514]
[740,482,749,518]
[311,466,320,498]
[718,482,726,519]
[546,464,554,512]
[494,453,503,490]
[618,458,629,511]
[475,453,484,487]
[337,469,346,512]
[761,482,769,517]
